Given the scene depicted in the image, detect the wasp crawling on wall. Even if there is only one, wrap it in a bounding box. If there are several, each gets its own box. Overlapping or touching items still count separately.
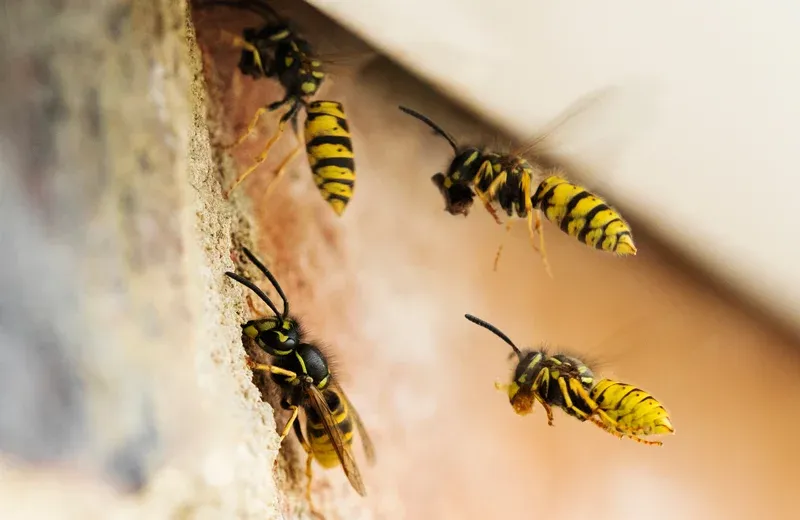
[197,1,357,215]
[398,104,636,276]
[465,314,673,445]
[225,247,374,516]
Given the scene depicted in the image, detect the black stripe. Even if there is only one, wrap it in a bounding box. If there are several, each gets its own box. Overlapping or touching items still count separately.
[599,217,622,237]
[327,193,351,203]
[306,112,349,132]
[307,134,353,151]
[530,182,550,207]
[319,177,355,187]
[594,381,619,404]
[619,386,638,406]
[577,203,609,244]
[637,395,657,408]
[606,230,632,252]
[313,157,355,171]
[559,191,592,233]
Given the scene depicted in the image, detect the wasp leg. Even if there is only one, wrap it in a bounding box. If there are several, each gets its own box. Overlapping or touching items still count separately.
[223,99,300,199]
[277,405,300,442]
[471,161,503,224]
[305,452,325,519]
[531,369,555,425]
[569,381,620,429]
[244,358,300,381]
[294,419,325,520]
[532,393,554,425]
[219,29,266,74]
[588,417,663,446]
[223,106,270,152]
[493,220,514,272]
[222,117,287,199]
[263,124,303,203]
[556,377,593,421]
[528,209,553,278]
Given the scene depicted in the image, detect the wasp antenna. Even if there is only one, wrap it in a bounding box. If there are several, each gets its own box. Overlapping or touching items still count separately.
[241,247,290,319]
[464,314,522,356]
[398,106,459,154]
[225,271,283,319]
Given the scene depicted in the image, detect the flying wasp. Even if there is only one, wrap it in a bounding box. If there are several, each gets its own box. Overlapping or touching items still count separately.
[398,105,637,276]
[225,247,375,515]
[197,1,357,215]
[464,313,673,445]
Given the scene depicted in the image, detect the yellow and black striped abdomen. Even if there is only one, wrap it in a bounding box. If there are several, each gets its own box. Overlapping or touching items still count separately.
[306,388,355,468]
[531,176,636,255]
[304,101,356,216]
[590,379,674,436]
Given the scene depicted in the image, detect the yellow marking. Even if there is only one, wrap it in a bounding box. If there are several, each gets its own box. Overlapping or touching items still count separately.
[284,56,294,67]
[443,177,453,188]
[276,332,289,343]
[243,324,259,339]
[311,60,322,67]
[312,71,325,79]
[301,81,318,94]
[485,171,507,199]
[270,29,291,41]
[463,150,479,166]
[580,376,594,384]
[294,351,308,374]
[271,349,293,356]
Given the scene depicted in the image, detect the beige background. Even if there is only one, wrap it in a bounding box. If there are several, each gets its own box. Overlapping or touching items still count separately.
[308,0,800,334]
[193,2,800,519]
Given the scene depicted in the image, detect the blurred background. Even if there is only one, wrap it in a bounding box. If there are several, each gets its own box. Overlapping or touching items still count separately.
[193,1,800,519]
[2,0,798,519]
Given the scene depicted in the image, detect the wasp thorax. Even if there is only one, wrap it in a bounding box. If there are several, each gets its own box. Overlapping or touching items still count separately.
[294,343,331,385]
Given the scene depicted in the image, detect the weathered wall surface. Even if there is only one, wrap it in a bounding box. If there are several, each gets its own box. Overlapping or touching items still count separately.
[0,1,284,518]
[2,1,799,520]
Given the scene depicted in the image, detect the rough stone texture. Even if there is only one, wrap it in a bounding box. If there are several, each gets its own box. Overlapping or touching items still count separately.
[0,0,282,518]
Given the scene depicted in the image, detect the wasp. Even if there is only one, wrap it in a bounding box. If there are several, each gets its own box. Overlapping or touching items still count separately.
[225,247,374,515]
[464,313,673,445]
[198,1,357,215]
[398,105,637,276]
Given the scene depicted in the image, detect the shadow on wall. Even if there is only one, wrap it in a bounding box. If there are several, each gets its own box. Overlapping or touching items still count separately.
[193,1,800,519]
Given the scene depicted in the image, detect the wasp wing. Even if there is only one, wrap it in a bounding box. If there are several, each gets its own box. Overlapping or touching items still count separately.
[305,384,367,496]
[334,383,376,465]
